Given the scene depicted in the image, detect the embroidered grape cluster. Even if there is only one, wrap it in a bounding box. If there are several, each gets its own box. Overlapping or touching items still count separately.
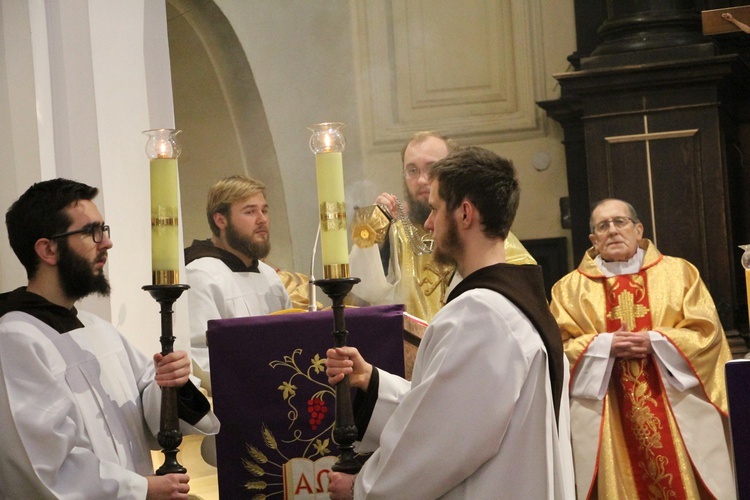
[307,397,328,430]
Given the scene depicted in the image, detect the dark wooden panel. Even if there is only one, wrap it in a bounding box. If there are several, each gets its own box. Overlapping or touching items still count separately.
[544,29,750,337]
[648,108,735,320]
[585,114,644,200]
[604,141,651,212]
[648,134,706,272]
[520,237,569,300]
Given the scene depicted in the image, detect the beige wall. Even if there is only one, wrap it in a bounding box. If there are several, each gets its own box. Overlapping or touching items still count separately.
[167,0,577,275]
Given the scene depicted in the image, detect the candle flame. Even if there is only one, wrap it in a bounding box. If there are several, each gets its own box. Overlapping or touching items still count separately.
[157,142,170,159]
[323,133,332,153]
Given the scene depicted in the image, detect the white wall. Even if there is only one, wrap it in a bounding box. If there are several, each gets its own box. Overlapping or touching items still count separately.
[214,0,365,276]
[0,0,190,356]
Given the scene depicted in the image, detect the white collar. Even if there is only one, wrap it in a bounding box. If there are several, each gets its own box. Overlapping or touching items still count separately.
[594,247,644,277]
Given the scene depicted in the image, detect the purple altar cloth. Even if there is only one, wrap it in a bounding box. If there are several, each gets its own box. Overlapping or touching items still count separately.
[207,304,405,499]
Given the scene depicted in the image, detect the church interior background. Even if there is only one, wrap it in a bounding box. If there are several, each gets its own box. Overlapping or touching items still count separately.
[3,0,750,497]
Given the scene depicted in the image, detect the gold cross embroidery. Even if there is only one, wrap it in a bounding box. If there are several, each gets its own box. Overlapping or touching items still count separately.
[607,289,650,331]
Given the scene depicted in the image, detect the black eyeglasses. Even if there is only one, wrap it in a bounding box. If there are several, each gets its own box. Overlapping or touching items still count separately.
[49,224,110,243]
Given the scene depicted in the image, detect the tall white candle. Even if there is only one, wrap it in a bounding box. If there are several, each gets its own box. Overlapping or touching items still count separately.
[309,123,349,279]
[144,129,182,285]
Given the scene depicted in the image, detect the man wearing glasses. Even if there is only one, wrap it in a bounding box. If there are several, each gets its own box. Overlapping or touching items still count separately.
[349,131,535,323]
[0,178,219,498]
[550,198,734,499]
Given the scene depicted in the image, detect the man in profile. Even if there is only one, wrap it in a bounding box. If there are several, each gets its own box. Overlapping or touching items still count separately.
[349,131,535,322]
[550,198,734,499]
[184,175,291,379]
[327,147,572,498]
[0,178,219,498]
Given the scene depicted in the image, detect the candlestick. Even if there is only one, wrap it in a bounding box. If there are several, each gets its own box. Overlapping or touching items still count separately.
[144,129,182,285]
[313,277,361,473]
[143,284,189,475]
[308,122,361,472]
[142,128,189,475]
[741,245,750,327]
[308,122,349,279]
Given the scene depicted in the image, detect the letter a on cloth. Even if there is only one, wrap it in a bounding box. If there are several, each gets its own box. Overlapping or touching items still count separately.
[207,304,405,499]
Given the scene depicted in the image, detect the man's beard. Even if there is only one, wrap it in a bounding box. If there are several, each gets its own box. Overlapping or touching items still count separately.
[403,183,431,226]
[57,239,111,301]
[225,219,271,260]
[432,214,462,267]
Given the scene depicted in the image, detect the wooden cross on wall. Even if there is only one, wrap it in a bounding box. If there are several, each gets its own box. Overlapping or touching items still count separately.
[604,115,699,249]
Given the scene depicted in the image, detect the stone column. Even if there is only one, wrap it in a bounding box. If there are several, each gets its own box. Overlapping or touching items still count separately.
[583,0,713,68]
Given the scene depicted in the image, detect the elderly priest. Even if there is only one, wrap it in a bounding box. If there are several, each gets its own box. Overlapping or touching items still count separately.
[550,198,734,499]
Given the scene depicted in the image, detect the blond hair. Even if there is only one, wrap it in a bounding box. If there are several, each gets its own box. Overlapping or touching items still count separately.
[206,175,266,236]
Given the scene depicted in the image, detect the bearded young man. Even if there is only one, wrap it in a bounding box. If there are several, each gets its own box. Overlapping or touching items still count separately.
[184,175,291,378]
[550,198,735,499]
[326,147,573,499]
[349,131,535,322]
[0,178,219,499]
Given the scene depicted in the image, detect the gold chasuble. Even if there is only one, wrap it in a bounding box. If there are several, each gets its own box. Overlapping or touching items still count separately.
[350,205,536,322]
[391,219,536,322]
[550,240,734,500]
[391,220,453,322]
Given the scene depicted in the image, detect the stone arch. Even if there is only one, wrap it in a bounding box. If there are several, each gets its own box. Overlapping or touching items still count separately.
[166,0,292,269]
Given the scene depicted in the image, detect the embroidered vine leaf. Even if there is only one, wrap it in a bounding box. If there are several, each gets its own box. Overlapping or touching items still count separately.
[310,353,326,374]
[278,381,297,400]
[313,438,331,456]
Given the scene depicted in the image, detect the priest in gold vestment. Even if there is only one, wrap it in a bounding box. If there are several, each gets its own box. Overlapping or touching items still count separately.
[349,131,535,322]
[550,199,734,499]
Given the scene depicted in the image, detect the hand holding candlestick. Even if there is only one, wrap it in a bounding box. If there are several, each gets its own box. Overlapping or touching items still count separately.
[143,284,190,475]
[314,277,361,473]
